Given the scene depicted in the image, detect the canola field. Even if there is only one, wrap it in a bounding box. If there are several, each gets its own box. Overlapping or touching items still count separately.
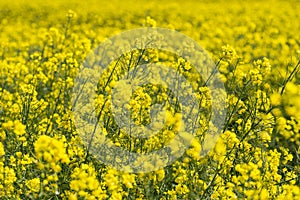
[0,0,300,199]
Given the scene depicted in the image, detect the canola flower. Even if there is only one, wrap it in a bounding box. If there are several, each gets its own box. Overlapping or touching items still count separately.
[0,0,300,199]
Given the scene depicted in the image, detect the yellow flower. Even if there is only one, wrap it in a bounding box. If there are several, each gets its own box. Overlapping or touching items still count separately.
[0,143,5,157]
[34,135,69,172]
[25,178,40,193]
[144,16,157,27]
[0,130,6,141]
[70,164,106,199]
[121,173,136,189]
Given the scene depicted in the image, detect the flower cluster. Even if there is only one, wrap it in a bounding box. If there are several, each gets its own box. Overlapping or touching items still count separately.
[0,0,299,199]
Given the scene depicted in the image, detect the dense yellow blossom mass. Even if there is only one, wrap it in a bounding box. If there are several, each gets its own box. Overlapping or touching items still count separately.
[0,0,300,199]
